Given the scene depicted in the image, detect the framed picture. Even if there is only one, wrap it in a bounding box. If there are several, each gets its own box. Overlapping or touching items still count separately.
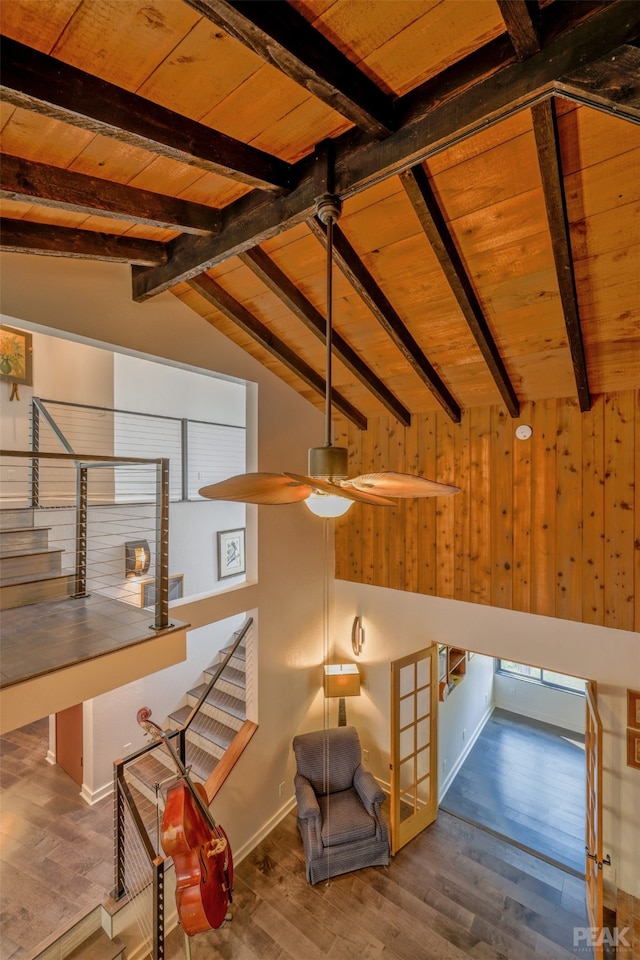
[0,324,33,385]
[217,528,245,579]
[140,573,184,608]
[627,689,640,731]
[627,728,640,770]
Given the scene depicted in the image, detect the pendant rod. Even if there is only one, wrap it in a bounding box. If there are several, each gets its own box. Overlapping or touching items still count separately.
[325,213,333,448]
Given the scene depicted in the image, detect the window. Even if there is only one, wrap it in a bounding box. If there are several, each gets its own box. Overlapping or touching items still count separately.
[497,660,585,694]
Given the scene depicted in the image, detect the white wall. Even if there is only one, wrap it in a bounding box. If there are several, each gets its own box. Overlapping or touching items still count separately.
[0,252,330,860]
[334,580,640,901]
[438,653,494,799]
[494,672,585,733]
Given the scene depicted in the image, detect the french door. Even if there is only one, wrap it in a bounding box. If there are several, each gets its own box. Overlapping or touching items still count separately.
[389,646,438,855]
[585,680,604,960]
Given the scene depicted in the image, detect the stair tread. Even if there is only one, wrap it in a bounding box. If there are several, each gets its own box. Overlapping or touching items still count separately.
[0,546,64,559]
[0,569,73,587]
[65,929,124,960]
[188,684,246,720]
[169,707,237,750]
[127,751,177,789]
[204,664,246,689]
[220,642,246,661]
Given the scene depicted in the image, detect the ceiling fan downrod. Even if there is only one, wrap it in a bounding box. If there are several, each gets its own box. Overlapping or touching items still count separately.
[311,192,348,481]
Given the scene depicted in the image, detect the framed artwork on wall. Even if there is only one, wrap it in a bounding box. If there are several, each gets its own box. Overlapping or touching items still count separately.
[0,324,33,388]
[140,573,184,608]
[627,689,640,730]
[217,528,245,579]
[627,728,640,771]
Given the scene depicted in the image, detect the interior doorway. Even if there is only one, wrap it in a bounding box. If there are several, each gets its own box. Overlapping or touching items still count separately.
[438,656,587,876]
[55,702,84,786]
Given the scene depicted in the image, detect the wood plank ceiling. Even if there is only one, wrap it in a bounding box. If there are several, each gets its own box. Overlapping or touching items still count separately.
[1,0,639,430]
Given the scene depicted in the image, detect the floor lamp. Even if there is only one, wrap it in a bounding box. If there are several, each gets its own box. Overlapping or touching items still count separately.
[324,663,361,726]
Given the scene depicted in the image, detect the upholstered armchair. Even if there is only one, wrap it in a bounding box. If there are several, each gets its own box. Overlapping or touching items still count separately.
[292,726,390,884]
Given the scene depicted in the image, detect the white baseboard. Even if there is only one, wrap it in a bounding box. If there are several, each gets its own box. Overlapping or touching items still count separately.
[438,703,494,802]
[81,780,113,805]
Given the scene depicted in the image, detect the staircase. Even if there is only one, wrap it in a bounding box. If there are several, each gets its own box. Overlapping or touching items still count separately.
[0,507,74,610]
[124,636,253,839]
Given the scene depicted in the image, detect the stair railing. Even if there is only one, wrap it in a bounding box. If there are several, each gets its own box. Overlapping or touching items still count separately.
[1,448,171,630]
[112,616,253,960]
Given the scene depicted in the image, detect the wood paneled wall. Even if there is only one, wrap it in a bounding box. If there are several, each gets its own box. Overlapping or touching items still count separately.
[334,392,639,632]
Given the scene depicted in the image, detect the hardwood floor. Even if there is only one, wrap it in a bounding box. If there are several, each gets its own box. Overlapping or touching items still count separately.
[441,709,586,876]
[0,716,592,960]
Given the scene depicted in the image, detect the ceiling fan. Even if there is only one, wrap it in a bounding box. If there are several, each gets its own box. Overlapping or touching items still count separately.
[199,193,459,517]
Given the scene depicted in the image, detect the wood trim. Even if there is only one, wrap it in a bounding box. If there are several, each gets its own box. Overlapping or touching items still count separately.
[309,217,462,424]
[184,0,395,137]
[240,246,411,427]
[189,273,367,430]
[0,154,221,237]
[400,165,520,418]
[0,218,167,266]
[0,35,292,192]
[205,719,258,801]
[532,98,590,411]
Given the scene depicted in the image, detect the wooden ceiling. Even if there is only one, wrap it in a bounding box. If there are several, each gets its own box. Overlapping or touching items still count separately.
[1,0,639,429]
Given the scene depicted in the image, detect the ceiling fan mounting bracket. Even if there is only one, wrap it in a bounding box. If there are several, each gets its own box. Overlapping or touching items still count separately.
[309,444,348,480]
[315,193,342,225]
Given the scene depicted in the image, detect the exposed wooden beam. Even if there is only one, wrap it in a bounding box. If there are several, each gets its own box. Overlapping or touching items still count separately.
[188,273,367,430]
[0,36,292,193]
[400,166,520,419]
[132,1,640,301]
[497,0,541,59]
[531,99,591,412]
[0,154,221,237]
[0,219,167,266]
[309,218,462,424]
[183,0,395,138]
[239,246,411,427]
[556,42,640,118]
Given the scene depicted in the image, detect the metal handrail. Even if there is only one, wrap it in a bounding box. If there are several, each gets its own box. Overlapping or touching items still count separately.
[112,616,253,960]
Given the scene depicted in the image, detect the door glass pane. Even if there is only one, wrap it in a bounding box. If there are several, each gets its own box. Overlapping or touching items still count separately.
[400,727,414,761]
[416,718,429,748]
[416,686,430,719]
[400,694,414,728]
[417,745,430,781]
[417,658,429,687]
[399,788,415,821]
[400,664,414,697]
[399,758,415,793]
[417,774,431,806]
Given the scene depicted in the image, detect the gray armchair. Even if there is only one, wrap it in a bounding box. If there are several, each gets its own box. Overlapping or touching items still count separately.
[292,726,390,884]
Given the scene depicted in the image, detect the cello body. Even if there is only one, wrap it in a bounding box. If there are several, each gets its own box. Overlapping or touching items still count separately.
[161,779,233,936]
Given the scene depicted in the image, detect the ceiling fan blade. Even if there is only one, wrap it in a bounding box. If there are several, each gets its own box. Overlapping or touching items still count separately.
[343,471,460,498]
[199,472,312,504]
[284,472,395,506]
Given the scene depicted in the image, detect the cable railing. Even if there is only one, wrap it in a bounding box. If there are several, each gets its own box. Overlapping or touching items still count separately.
[31,397,246,503]
[113,617,253,960]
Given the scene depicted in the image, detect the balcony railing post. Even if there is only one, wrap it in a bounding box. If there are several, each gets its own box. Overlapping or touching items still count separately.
[30,400,40,508]
[152,856,165,960]
[73,464,88,598]
[113,763,127,900]
[181,418,188,502]
[153,458,170,630]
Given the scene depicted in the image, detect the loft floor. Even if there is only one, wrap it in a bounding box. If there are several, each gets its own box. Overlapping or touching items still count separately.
[0,593,185,688]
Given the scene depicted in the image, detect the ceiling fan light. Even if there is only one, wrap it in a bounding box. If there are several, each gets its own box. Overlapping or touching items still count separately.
[305,492,354,518]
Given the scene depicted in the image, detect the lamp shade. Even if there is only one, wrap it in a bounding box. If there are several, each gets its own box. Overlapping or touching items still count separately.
[324,663,361,699]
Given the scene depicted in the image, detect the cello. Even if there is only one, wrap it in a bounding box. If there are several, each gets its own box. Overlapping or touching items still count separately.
[136,707,233,936]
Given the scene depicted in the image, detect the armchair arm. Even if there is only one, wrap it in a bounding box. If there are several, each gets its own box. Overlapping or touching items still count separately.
[294,773,321,821]
[353,765,386,816]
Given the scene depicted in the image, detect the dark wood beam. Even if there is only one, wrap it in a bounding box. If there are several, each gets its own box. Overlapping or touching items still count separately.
[556,42,640,117]
[239,246,411,427]
[0,154,221,237]
[0,36,292,193]
[497,1,541,59]
[132,1,640,301]
[400,166,520,419]
[188,273,367,430]
[309,218,462,424]
[0,219,167,266]
[183,0,395,138]
[531,99,591,412]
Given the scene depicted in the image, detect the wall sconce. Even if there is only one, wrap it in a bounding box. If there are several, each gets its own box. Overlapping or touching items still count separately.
[351,615,364,656]
[324,663,361,726]
[125,540,150,578]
